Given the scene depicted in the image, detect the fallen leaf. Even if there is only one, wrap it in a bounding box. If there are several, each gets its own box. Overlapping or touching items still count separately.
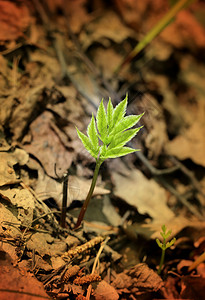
[112,263,163,297]
[0,250,49,299]
[0,1,31,41]
[112,168,175,222]
[0,186,35,225]
[35,168,110,208]
[0,148,29,186]
[165,118,205,167]
[180,275,205,300]
[23,111,73,178]
[80,10,135,50]
[93,280,119,300]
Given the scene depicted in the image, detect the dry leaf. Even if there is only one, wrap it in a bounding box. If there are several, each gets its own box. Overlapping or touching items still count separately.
[165,118,205,167]
[93,280,119,300]
[80,10,135,50]
[0,186,35,225]
[35,168,110,208]
[112,168,175,222]
[0,148,29,186]
[0,250,49,300]
[0,1,31,41]
[180,276,205,300]
[112,263,163,297]
[23,111,73,178]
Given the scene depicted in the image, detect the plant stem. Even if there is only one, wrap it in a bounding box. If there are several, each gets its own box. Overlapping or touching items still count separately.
[158,248,165,275]
[60,172,69,228]
[74,159,103,229]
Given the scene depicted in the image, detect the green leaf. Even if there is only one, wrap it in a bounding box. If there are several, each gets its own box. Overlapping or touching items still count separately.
[156,238,163,249]
[161,225,167,233]
[96,99,107,141]
[101,146,138,159]
[76,127,99,158]
[109,127,142,149]
[87,114,99,150]
[107,97,114,130]
[112,95,128,127]
[111,113,144,136]
[100,144,107,156]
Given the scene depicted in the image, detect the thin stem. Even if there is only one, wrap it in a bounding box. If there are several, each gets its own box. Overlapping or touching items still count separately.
[74,159,103,229]
[60,172,69,228]
[158,248,165,275]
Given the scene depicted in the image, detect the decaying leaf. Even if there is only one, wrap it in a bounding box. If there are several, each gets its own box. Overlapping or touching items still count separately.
[0,148,29,186]
[112,263,163,297]
[112,168,175,222]
[23,111,73,178]
[0,250,49,300]
[0,1,31,41]
[0,186,35,226]
[93,280,119,300]
[35,169,110,208]
[165,117,205,167]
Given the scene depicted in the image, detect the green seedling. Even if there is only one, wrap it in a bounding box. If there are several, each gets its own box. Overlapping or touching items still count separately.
[156,224,176,275]
[75,95,144,228]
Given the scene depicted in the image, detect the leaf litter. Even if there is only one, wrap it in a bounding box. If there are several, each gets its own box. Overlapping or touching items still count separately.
[0,0,205,299]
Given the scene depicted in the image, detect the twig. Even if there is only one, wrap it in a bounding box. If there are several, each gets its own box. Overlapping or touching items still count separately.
[135,150,179,175]
[60,172,69,228]
[86,237,110,300]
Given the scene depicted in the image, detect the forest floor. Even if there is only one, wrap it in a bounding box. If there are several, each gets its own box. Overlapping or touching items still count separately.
[0,0,205,299]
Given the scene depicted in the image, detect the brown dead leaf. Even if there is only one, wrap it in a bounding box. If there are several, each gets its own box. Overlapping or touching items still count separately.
[23,111,73,178]
[113,0,168,31]
[0,250,49,300]
[63,0,92,33]
[180,275,205,300]
[142,217,205,241]
[35,167,109,208]
[80,10,135,50]
[144,94,168,158]
[0,148,29,186]
[26,232,66,260]
[0,186,35,225]
[161,10,205,49]
[0,1,31,41]
[112,168,175,222]
[165,116,205,167]
[92,48,123,80]
[93,280,119,300]
[112,263,163,297]
[0,204,20,238]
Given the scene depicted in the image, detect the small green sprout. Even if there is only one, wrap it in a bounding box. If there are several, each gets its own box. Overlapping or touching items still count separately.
[156,225,176,275]
[75,95,144,228]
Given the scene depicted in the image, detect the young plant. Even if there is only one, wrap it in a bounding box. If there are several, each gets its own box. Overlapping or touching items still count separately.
[75,95,144,228]
[156,225,176,275]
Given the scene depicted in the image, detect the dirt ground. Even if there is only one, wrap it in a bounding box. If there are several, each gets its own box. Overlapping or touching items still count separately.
[0,0,205,299]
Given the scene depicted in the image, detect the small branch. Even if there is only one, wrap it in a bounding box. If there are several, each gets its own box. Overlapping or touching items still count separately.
[60,172,69,228]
